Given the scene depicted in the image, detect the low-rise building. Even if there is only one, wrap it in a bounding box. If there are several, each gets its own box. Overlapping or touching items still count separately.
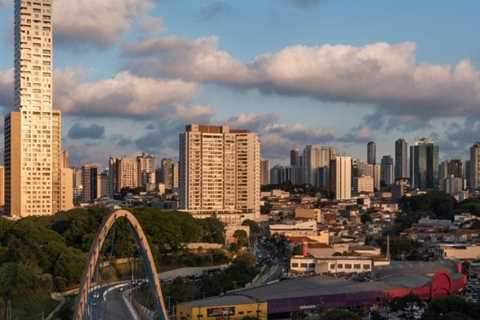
[290,256,374,274]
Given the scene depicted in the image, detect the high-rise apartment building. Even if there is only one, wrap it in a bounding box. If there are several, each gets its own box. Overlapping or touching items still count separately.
[158,159,176,190]
[303,145,336,188]
[357,175,374,194]
[109,157,138,193]
[395,139,408,181]
[448,160,463,178]
[59,151,73,211]
[410,138,439,190]
[329,156,352,200]
[5,0,62,217]
[97,170,111,198]
[179,124,261,223]
[470,143,480,191]
[81,164,98,203]
[137,153,156,190]
[380,155,394,186]
[367,141,376,165]
[357,161,381,191]
[0,166,4,207]
[260,160,270,186]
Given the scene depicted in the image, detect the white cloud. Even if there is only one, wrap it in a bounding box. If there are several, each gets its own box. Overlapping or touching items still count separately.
[54,0,154,47]
[123,36,254,84]
[55,69,201,118]
[124,37,480,120]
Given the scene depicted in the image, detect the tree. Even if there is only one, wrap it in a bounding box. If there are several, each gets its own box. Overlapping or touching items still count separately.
[422,296,480,320]
[233,230,249,248]
[242,219,261,236]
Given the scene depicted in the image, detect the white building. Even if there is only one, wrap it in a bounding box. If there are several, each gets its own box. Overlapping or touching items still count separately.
[5,0,63,217]
[330,156,352,200]
[179,124,261,224]
[290,256,374,274]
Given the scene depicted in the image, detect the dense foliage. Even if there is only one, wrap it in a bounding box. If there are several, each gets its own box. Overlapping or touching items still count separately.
[164,252,257,304]
[0,208,226,319]
[422,296,480,320]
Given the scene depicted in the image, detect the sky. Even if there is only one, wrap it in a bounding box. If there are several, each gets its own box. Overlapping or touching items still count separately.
[0,0,480,167]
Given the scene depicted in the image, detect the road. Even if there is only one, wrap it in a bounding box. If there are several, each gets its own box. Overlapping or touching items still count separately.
[87,282,137,320]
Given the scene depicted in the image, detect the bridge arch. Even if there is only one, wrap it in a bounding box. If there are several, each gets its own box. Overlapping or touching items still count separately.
[73,209,169,320]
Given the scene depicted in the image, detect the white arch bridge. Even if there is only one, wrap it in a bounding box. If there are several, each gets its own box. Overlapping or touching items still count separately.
[73,210,169,320]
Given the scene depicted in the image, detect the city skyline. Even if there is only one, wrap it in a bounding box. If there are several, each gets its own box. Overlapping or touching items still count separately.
[0,1,479,166]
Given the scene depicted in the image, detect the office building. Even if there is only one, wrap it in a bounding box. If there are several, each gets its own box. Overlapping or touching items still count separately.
[5,0,62,217]
[261,160,270,186]
[303,145,336,188]
[440,175,464,196]
[380,155,394,186]
[290,149,301,167]
[410,139,439,190]
[367,141,376,165]
[330,156,352,200]
[470,143,480,191]
[81,164,98,203]
[137,153,156,190]
[395,139,408,180]
[465,160,472,190]
[179,124,261,223]
[270,165,286,185]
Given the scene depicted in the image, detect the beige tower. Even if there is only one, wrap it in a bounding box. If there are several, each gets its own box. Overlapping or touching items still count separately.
[109,157,138,193]
[179,124,261,224]
[5,0,62,217]
[330,156,352,201]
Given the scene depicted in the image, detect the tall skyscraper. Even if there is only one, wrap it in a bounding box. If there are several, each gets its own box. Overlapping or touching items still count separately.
[410,139,439,190]
[290,149,301,167]
[470,143,480,191]
[303,145,336,188]
[395,139,408,181]
[179,124,261,224]
[137,153,156,190]
[81,164,98,203]
[260,160,270,186]
[367,141,376,165]
[329,156,352,200]
[5,0,62,217]
[380,155,394,186]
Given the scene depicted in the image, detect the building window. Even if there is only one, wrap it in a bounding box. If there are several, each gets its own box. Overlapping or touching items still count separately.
[354,264,361,269]
[330,264,336,270]
[363,264,371,270]
[345,264,352,269]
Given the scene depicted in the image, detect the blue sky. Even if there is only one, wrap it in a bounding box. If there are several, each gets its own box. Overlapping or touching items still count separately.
[0,0,479,166]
